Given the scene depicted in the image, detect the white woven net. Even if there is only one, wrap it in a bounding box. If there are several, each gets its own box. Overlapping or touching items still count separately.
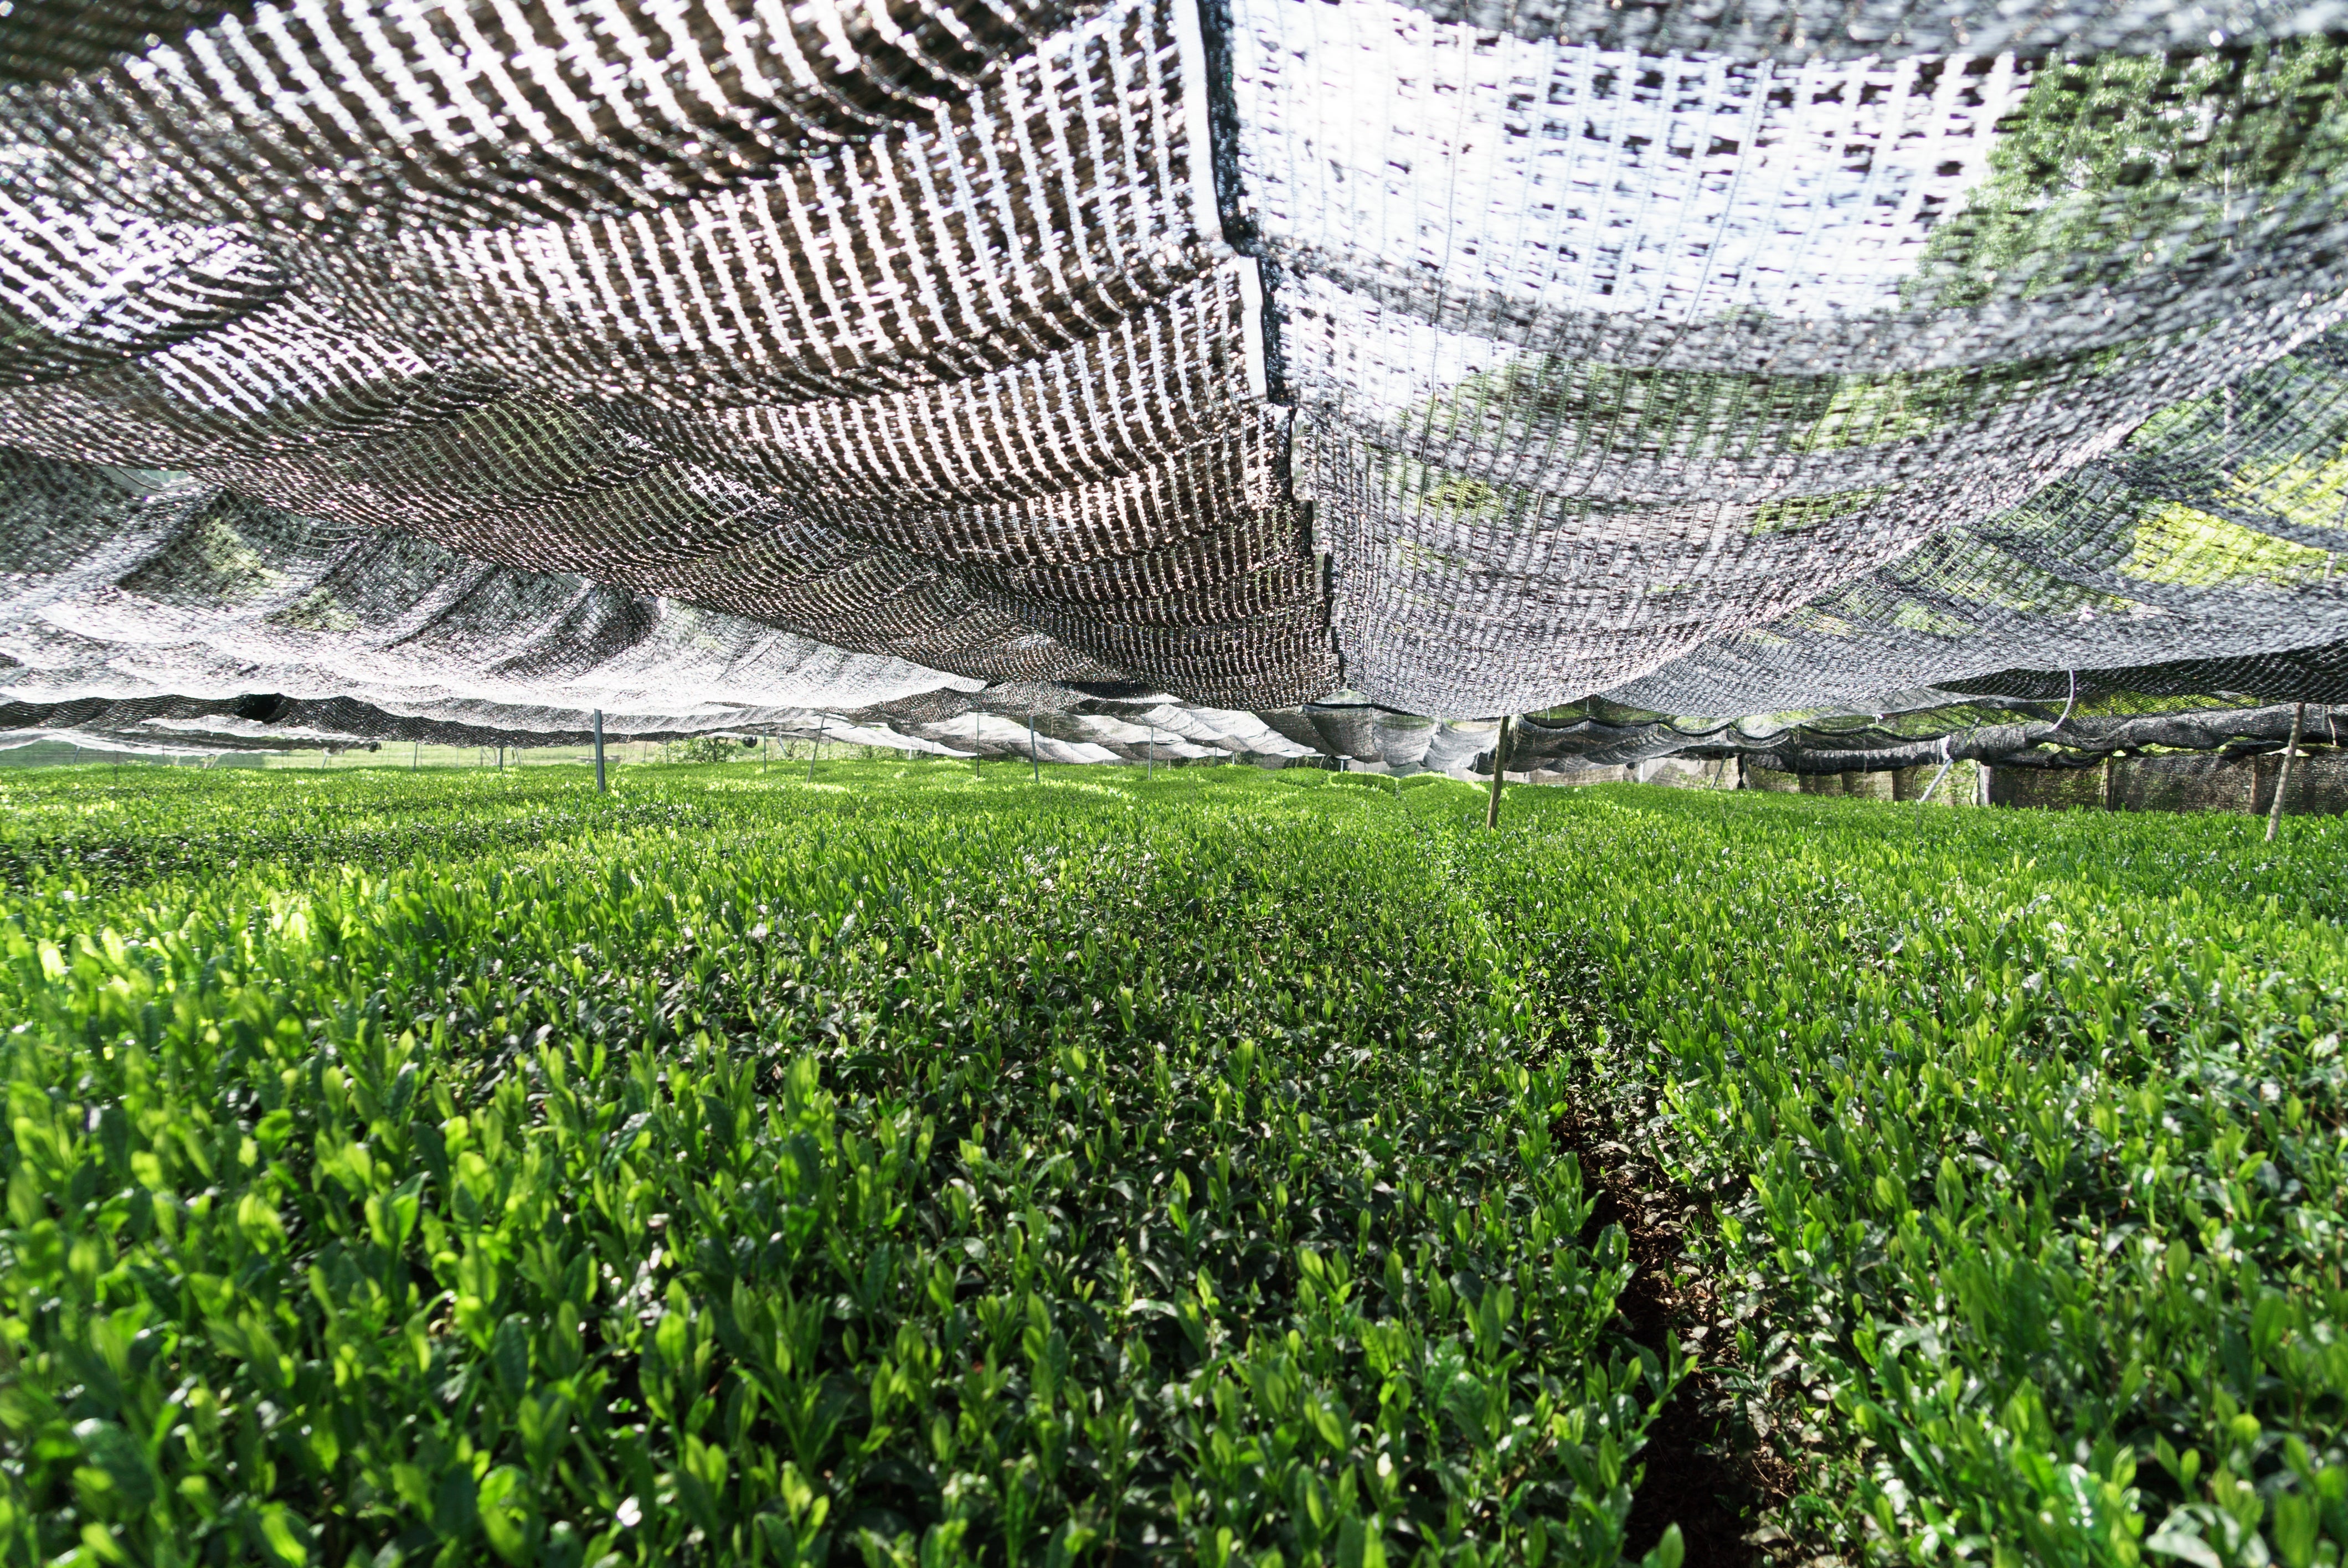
[2,0,2345,764]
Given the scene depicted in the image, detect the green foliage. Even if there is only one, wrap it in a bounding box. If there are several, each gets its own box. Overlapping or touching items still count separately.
[9,763,2347,1565]
[666,736,757,765]
[1459,787,2348,1564]
[0,764,1677,1567]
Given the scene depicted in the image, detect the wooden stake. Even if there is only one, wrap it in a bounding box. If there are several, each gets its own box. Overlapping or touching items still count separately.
[2267,702,2306,842]
[1484,715,1511,830]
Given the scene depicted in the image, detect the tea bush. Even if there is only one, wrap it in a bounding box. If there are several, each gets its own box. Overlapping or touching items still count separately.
[1465,787,2348,1566]
[7,761,2346,1566]
[0,764,1677,1568]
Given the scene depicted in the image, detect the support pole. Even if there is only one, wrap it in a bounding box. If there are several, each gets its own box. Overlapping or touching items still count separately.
[1029,711,1039,783]
[593,709,607,793]
[972,711,980,778]
[2267,702,2306,842]
[809,716,823,785]
[1484,715,1511,830]
[1917,755,1954,807]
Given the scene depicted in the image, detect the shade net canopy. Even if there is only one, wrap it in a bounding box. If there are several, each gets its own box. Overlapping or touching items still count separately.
[2,0,2346,765]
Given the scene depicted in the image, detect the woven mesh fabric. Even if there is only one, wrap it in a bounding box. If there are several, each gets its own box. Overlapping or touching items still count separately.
[1389,0,2342,60]
[0,0,1338,720]
[3,0,2348,759]
[1606,322,2348,718]
[0,453,975,711]
[1241,2,2348,713]
[1497,699,2333,773]
[0,452,1321,757]
[0,695,912,754]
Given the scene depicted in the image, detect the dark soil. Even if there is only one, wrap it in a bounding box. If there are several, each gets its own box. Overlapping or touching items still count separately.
[1557,1115,1803,1567]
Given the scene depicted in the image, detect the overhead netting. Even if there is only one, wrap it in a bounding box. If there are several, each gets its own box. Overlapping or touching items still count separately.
[2,0,2347,762]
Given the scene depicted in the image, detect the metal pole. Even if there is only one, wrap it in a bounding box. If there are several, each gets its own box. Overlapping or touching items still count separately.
[593,709,607,792]
[2268,702,2306,842]
[1146,728,1153,778]
[1917,737,1954,808]
[972,711,980,778]
[1029,711,1039,783]
[1484,715,1511,830]
[809,716,823,784]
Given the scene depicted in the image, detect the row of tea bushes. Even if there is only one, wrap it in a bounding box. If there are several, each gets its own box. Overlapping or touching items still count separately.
[1463,787,2348,1565]
[20,757,2344,1562]
[0,764,852,898]
[1,764,1683,1568]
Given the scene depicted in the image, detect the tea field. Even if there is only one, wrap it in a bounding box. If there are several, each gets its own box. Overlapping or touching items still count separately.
[2,761,2344,1567]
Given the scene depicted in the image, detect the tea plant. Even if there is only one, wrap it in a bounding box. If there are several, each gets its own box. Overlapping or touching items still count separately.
[0,764,1680,1568]
[13,759,2346,1566]
[1463,786,2348,1565]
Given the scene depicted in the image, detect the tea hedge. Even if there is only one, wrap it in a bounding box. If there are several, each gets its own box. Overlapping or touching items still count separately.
[1458,787,2348,1566]
[0,764,1678,1568]
[6,761,2346,1566]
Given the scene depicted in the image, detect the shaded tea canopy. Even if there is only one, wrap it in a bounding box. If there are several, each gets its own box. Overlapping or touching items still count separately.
[3,0,2347,760]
